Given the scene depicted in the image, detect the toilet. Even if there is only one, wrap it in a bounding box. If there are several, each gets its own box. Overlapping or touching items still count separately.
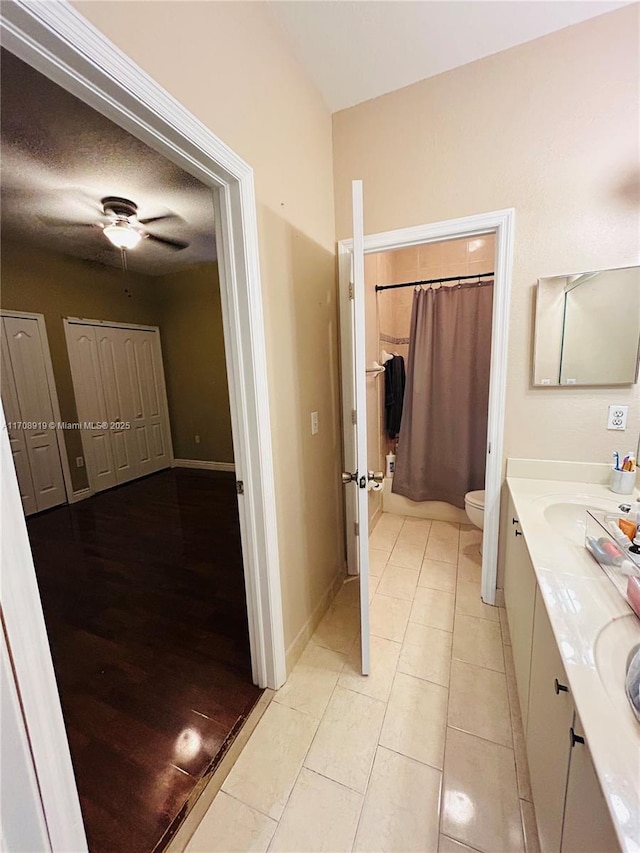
[464,489,485,531]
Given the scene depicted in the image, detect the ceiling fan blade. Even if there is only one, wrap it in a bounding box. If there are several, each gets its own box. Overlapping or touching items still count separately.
[38,216,101,228]
[138,213,181,225]
[146,233,190,251]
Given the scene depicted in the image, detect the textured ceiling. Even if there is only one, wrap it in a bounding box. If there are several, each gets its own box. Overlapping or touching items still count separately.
[267,1,631,112]
[0,50,216,276]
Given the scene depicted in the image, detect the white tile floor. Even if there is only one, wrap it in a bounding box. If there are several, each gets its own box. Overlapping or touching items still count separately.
[186,514,541,853]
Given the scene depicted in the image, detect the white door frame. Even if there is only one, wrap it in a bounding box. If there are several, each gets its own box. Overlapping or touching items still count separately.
[63,316,175,492]
[338,208,515,605]
[1,308,74,505]
[0,2,286,850]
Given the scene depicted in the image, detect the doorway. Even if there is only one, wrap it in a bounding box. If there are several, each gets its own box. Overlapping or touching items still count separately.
[339,207,515,606]
[0,4,286,851]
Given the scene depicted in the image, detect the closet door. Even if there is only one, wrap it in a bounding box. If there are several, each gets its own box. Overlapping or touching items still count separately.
[2,316,66,512]
[65,323,117,492]
[1,328,37,515]
[120,329,170,477]
[95,326,139,485]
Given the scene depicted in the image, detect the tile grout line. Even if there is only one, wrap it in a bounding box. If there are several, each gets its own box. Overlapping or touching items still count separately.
[267,643,360,846]
[437,522,459,842]
[352,515,428,852]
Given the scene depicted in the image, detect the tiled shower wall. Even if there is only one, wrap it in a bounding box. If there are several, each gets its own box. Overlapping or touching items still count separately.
[365,235,495,524]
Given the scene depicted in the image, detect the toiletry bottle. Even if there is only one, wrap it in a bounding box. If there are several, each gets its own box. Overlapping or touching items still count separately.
[386,452,395,478]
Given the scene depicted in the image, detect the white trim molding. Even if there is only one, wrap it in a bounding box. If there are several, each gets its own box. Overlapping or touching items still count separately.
[0,1,287,849]
[173,459,236,473]
[338,207,515,607]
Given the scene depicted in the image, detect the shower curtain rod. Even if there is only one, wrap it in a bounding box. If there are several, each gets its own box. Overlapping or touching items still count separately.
[375,271,494,292]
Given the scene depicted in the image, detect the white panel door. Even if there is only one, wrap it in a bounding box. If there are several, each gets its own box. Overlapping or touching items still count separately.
[95,326,139,485]
[1,329,37,515]
[2,316,66,512]
[120,329,171,476]
[64,323,117,493]
[66,321,172,491]
[339,180,371,675]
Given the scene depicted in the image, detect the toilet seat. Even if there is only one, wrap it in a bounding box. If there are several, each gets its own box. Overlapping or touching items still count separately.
[465,490,485,510]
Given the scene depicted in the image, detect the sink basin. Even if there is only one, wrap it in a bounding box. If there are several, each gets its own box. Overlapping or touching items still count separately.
[542,499,620,546]
[594,615,640,725]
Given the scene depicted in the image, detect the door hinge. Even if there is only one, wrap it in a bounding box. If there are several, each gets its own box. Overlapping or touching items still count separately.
[348,282,354,300]
[351,409,357,425]
[354,522,359,537]
[236,480,244,495]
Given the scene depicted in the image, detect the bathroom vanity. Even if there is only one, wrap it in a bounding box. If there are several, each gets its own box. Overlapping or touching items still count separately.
[503,461,640,853]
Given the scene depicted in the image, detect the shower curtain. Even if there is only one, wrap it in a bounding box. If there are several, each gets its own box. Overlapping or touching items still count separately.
[392,280,493,508]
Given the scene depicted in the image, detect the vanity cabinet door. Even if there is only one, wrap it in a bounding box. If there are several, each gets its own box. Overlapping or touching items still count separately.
[503,495,536,728]
[527,586,574,853]
[561,711,619,853]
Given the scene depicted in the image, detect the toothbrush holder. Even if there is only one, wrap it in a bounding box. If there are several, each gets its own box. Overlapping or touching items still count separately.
[610,467,636,495]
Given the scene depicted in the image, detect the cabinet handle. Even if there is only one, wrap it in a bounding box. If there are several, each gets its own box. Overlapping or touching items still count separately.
[554,678,568,694]
[512,517,519,525]
[570,727,585,747]
[515,529,522,537]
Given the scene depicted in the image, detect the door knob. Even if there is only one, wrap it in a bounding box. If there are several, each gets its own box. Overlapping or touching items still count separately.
[342,471,357,485]
[368,471,384,484]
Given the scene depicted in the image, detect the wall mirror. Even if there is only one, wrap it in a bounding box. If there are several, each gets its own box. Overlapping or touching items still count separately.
[533,265,640,386]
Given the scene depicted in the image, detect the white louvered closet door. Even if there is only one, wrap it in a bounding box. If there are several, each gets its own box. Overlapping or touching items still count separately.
[1,316,66,514]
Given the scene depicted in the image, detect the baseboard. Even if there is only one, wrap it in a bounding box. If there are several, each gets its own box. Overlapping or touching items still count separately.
[173,459,235,473]
[69,488,92,504]
[285,568,346,675]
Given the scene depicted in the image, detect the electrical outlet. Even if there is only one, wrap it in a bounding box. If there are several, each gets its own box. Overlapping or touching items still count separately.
[195,434,200,444]
[607,405,628,430]
[75,456,84,468]
[311,411,319,435]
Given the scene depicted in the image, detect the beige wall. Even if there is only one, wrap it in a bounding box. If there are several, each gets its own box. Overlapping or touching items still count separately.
[74,1,343,657]
[333,6,640,470]
[1,239,159,491]
[155,264,233,463]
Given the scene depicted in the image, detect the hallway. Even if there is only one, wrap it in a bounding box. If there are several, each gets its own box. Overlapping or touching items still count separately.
[27,468,262,853]
[186,513,540,853]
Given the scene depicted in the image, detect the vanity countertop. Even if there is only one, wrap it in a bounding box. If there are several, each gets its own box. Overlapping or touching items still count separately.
[506,477,640,852]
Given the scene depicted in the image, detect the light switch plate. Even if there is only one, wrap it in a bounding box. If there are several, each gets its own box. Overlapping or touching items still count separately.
[311,411,319,435]
[607,405,628,430]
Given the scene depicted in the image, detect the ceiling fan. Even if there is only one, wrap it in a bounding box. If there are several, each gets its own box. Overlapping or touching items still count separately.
[47,196,190,251]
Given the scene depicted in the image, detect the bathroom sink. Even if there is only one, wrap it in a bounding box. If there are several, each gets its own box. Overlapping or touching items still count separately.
[542,499,620,546]
[594,615,640,725]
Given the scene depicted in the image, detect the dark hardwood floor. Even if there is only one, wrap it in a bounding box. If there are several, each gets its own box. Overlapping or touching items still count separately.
[27,468,263,853]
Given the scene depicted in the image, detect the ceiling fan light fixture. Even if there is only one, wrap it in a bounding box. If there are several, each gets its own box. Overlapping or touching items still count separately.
[103,221,142,250]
